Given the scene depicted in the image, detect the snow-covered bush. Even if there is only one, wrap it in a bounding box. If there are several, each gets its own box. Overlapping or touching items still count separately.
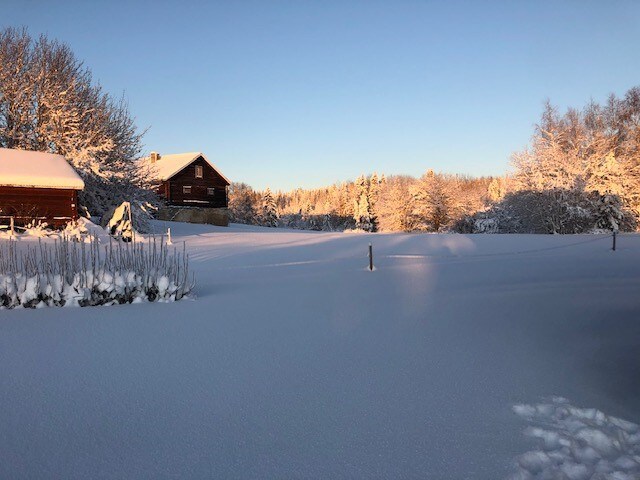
[21,220,50,237]
[456,189,621,234]
[61,219,91,242]
[0,236,193,309]
[280,212,354,231]
[103,201,134,241]
[100,201,154,235]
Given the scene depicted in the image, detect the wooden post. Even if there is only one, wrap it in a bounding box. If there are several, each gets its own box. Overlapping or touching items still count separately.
[10,216,14,236]
[128,202,135,244]
[368,243,373,271]
[612,231,617,251]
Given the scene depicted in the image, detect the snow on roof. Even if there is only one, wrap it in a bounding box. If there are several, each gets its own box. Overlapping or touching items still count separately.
[0,148,85,190]
[143,152,231,185]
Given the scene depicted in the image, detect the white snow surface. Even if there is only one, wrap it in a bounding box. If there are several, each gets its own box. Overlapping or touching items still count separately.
[0,147,85,189]
[142,151,231,183]
[1,224,639,479]
[509,397,640,479]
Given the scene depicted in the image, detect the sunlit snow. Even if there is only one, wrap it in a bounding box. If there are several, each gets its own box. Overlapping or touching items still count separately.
[0,222,639,478]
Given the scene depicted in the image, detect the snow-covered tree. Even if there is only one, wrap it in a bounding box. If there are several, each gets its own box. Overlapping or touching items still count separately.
[353,175,377,232]
[487,177,507,203]
[0,27,155,220]
[369,172,380,210]
[507,97,640,232]
[261,188,279,227]
[376,175,418,231]
[411,170,451,231]
[228,182,259,224]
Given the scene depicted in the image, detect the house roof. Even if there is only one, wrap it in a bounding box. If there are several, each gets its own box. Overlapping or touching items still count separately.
[0,148,85,190]
[144,152,231,185]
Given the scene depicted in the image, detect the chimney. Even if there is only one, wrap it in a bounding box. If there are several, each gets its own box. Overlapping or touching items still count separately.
[150,151,161,163]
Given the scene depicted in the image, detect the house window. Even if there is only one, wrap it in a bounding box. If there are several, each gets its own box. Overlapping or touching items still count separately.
[195,165,203,178]
[207,187,215,196]
[183,186,192,194]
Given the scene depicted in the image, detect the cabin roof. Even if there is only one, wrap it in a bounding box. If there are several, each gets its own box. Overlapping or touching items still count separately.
[0,148,85,190]
[144,152,231,185]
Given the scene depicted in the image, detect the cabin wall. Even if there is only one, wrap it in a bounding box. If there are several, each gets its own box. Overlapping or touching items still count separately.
[160,157,228,208]
[0,186,79,227]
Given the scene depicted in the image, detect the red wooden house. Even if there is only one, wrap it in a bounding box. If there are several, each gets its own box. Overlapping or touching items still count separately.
[145,152,230,208]
[0,148,84,227]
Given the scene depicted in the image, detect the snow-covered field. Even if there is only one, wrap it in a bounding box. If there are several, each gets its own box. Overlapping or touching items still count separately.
[1,222,639,479]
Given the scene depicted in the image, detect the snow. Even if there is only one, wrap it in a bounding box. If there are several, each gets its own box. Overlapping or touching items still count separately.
[509,397,640,479]
[106,201,134,241]
[143,151,231,183]
[0,147,85,190]
[0,224,639,478]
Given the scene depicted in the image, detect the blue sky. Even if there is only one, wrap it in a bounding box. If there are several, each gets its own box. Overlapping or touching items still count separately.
[3,1,640,190]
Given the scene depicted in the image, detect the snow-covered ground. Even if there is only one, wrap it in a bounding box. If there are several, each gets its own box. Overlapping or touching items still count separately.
[1,222,639,479]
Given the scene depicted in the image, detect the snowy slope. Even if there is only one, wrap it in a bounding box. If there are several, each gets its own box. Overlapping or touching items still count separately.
[0,224,639,479]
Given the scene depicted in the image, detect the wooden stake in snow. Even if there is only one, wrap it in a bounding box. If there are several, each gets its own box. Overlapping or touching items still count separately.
[167,227,173,245]
[612,230,617,251]
[368,243,374,271]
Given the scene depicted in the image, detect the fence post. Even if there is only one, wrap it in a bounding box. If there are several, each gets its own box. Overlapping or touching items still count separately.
[129,202,135,244]
[368,243,373,271]
[10,216,14,236]
[612,231,617,251]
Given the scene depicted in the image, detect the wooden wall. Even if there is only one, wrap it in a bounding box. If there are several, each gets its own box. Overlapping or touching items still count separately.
[160,157,229,208]
[0,186,79,227]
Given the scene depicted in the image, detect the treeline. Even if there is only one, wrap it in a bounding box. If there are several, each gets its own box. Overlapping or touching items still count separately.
[230,86,640,234]
[229,173,494,232]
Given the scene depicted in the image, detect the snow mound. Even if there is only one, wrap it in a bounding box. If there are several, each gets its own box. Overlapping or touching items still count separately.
[508,397,640,479]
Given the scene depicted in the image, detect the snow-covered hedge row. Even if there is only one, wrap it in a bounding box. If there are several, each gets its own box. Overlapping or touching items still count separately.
[0,236,193,309]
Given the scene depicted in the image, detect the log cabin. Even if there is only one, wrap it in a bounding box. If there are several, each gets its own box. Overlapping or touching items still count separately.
[0,148,84,228]
[145,152,230,208]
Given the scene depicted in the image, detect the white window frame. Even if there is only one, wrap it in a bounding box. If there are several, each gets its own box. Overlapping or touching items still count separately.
[195,165,203,179]
[207,187,215,196]
[183,185,192,194]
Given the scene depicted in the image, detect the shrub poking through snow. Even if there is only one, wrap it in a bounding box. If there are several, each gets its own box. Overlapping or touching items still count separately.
[0,236,193,308]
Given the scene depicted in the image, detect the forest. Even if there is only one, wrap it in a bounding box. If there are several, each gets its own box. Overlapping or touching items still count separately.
[230,90,640,234]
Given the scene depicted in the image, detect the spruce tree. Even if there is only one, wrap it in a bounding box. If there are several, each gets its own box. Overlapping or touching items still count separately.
[261,188,279,227]
[353,175,377,232]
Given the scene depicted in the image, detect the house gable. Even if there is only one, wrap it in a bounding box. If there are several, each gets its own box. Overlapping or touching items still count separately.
[148,152,230,185]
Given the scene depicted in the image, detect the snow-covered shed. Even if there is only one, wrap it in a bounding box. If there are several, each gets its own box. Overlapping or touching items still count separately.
[0,148,84,227]
[144,151,230,208]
